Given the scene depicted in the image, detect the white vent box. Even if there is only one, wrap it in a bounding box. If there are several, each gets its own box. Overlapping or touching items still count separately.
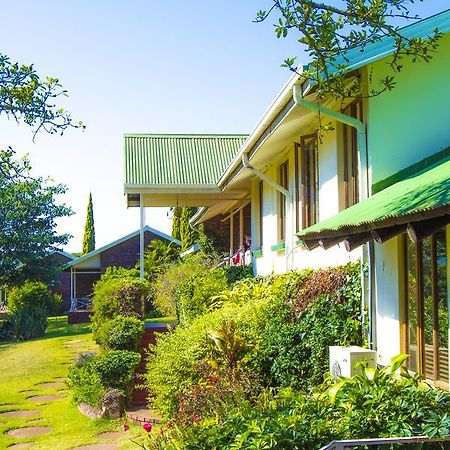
[329,346,377,378]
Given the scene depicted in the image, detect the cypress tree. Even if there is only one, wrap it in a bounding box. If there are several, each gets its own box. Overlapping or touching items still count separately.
[179,207,197,250]
[82,192,95,255]
[171,206,182,241]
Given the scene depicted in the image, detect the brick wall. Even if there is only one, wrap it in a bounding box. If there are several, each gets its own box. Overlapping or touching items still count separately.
[61,231,175,310]
[203,204,251,254]
[100,231,163,269]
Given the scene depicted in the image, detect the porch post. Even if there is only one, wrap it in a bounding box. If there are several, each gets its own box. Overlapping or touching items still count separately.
[229,214,234,258]
[239,208,244,249]
[140,194,145,281]
[70,267,73,311]
[73,269,77,310]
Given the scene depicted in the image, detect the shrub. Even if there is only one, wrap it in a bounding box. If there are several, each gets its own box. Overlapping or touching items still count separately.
[253,263,363,390]
[152,257,206,317]
[146,356,450,450]
[7,280,61,340]
[68,350,141,407]
[146,263,363,418]
[176,268,228,325]
[223,264,254,286]
[91,350,141,392]
[96,316,145,351]
[91,275,150,339]
[146,290,269,418]
[68,353,105,406]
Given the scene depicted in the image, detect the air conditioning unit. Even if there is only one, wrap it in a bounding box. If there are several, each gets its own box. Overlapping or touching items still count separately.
[329,346,377,378]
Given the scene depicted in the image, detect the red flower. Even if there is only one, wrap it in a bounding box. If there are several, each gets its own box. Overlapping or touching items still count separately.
[143,422,152,432]
[122,423,129,431]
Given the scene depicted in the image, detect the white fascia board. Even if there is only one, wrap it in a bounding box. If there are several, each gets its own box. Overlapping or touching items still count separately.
[124,184,222,193]
[218,70,303,189]
[66,225,181,268]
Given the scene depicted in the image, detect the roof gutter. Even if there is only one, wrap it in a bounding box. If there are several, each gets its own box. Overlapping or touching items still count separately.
[292,84,369,200]
[241,154,291,200]
[292,83,373,348]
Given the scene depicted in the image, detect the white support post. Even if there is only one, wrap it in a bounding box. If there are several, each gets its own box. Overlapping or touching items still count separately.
[73,269,77,311]
[230,213,234,258]
[140,194,145,281]
[70,267,73,311]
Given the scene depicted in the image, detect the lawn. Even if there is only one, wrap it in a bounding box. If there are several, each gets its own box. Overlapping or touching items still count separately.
[0,317,145,449]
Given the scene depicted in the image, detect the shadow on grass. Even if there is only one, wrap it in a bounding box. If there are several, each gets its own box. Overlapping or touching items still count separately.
[0,315,92,348]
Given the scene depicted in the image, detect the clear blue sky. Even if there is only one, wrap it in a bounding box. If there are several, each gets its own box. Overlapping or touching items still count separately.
[1,1,448,252]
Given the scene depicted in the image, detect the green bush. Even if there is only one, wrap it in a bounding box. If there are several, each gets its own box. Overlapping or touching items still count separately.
[68,353,105,406]
[223,264,254,286]
[146,264,363,418]
[146,287,269,418]
[146,356,450,450]
[152,256,206,317]
[96,316,144,351]
[255,263,363,390]
[176,268,228,325]
[7,280,61,340]
[91,350,141,391]
[68,350,141,406]
[91,275,150,340]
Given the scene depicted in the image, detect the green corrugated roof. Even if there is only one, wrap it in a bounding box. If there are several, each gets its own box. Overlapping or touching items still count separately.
[298,155,450,240]
[124,134,247,186]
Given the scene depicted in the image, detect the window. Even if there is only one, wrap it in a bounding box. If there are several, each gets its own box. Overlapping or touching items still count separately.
[278,161,289,242]
[403,229,448,388]
[259,181,264,248]
[301,134,319,228]
[342,101,362,208]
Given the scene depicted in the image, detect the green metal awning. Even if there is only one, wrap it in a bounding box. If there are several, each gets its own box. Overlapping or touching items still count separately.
[123,134,249,208]
[298,154,450,247]
[124,134,247,187]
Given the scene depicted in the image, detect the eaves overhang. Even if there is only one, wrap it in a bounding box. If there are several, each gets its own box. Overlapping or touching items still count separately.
[218,70,304,190]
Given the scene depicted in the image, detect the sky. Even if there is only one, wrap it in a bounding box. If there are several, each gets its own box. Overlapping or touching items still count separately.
[1,1,448,253]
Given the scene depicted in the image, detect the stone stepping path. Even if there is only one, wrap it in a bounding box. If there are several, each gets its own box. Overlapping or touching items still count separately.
[0,409,41,418]
[97,431,126,440]
[7,426,52,438]
[35,382,65,389]
[71,444,119,450]
[9,443,35,449]
[27,394,64,402]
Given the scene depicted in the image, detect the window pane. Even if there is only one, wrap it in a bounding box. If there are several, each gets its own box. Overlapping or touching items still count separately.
[436,230,448,383]
[407,238,418,372]
[422,237,434,380]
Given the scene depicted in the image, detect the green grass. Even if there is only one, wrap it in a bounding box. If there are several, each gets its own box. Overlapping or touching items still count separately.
[0,316,145,449]
[145,316,177,324]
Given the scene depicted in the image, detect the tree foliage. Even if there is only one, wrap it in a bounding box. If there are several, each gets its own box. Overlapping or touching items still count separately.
[0,148,72,285]
[0,52,83,138]
[256,1,442,100]
[143,239,180,282]
[82,192,95,255]
[180,207,198,250]
[171,206,182,241]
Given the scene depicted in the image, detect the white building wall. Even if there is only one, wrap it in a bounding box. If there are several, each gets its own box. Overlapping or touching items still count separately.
[374,237,402,366]
[252,129,362,275]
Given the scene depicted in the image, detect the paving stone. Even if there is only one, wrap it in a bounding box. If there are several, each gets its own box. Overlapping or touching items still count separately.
[0,410,41,418]
[97,431,126,440]
[8,443,35,449]
[27,395,63,402]
[35,382,65,389]
[6,427,52,438]
[71,444,119,450]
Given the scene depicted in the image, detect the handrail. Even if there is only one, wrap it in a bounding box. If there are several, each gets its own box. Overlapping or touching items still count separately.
[319,435,450,450]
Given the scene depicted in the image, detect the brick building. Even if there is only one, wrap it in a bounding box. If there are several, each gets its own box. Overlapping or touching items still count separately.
[60,226,180,312]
